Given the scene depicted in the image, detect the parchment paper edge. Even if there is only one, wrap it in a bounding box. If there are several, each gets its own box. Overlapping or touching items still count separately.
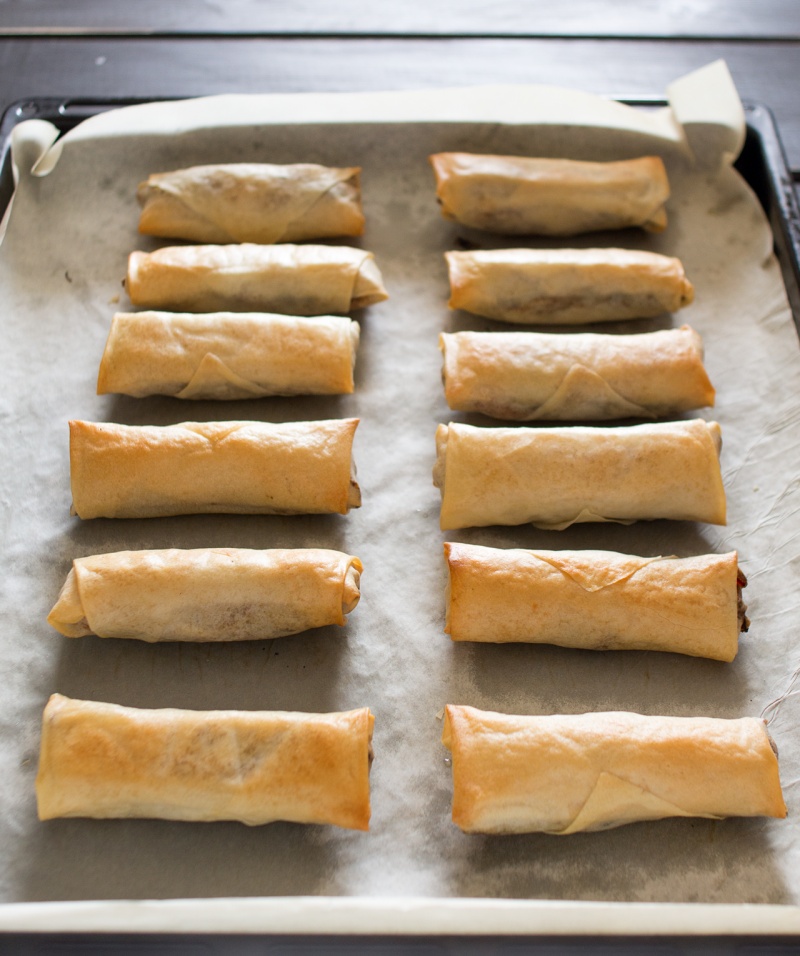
[0,896,797,935]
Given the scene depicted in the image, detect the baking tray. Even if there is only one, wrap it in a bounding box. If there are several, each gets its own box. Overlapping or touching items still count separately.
[1,89,800,953]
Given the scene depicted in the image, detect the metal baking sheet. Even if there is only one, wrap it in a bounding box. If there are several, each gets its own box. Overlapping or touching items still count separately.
[0,63,799,935]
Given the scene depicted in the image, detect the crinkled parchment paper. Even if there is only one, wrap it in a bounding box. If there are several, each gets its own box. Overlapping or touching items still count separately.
[0,60,799,933]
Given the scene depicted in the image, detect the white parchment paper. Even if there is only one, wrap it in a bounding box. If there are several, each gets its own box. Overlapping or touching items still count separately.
[0,60,799,932]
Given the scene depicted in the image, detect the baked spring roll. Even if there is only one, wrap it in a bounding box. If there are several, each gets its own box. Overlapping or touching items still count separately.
[433,420,726,530]
[97,312,359,400]
[440,325,714,421]
[446,248,693,325]
[444,544,747,661]
[48,548,363,642]
[138,162,365,244]
[430,153,669,236]
[69,418,360,519]
[126,244,388,315]
[37,694,374,829]
[442,705,786,834]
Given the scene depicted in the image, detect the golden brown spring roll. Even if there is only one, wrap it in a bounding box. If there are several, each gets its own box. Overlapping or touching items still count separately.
[446,248,693,325]
[97,312,359,400]
[442,705,786,834]
[48,548,363,642]
[69,418,361,519]
[37,694,374,829]
[444,544,747,661]
[430,153,670,236]
[126,244,388,315]
[433,420,726,530]
[138,163,365,244]
[439,325,714,421]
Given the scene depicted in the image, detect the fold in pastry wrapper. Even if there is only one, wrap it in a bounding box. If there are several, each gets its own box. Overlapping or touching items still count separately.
[433,419,726,530]
[430,153,669,236]
[444,544,744,661]
[446,247,694,324]
[37,694,374,830]
[69,418,361,519]
[126,244,388,315]
[48,548,363,642]
[138,162,365,244]
[97,312,359,400]
[440,325,714,421]
[442,705,787,834]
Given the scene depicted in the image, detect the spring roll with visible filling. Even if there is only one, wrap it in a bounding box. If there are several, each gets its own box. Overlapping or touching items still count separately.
[138,163,364,244]
[69,418,360,519]
[442,705,786,834]
[430,153,670,236]
[446,248,693,325]
[444,543,747,661]
[97,312,360,400]
[439,325,714,421]
[37,694,374,829]
[126,244,387,315]
[48,548,363,642]
[433,419,725,530]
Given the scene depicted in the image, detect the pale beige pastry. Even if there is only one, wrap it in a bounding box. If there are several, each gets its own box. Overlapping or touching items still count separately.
[439,325,714,420]
[433,419,725,530]
[126,244,388,315]
[138,163,365,244]
[97,312,359,400]
[48,548,363,642]
[444,544,747,661]
[37,694,374,829]
[446,247,693,324]
[430,153,669,236]
[442,705,786,834]
[69,418,361,519]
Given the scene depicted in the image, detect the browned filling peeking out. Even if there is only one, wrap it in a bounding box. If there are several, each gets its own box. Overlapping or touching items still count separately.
[737,567,750,632]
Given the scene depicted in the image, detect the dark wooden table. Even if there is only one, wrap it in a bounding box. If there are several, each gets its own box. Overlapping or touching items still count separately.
[1,3,799,953]
[0,0,799,170]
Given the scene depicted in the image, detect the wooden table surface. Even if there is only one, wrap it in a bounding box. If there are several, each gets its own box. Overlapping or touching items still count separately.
[1,3,799,953]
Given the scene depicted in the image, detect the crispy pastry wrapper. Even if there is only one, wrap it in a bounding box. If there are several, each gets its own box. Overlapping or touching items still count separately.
[446,247,694,325]
[430,153,669,236]
[37,694,374,829]
[439,325,714,421]
[97,311,359,400]
[442,705,787,835]
[48,548,363,642]
[138,162,365,244]
[444,544,745,661]
[433,419,726,530]
[69,418,361,519]
[126,243,388,315]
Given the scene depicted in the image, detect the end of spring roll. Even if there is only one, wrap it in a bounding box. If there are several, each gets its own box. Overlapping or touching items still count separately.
[433,419,726,530]
[442,705,786,834]
[126,243,388,315]
[48,548,363,642]
[37,694,374,829]
[430,153,670,236]
[444,543,747,661]
[69,418,361,519]
[138,162,365,244]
